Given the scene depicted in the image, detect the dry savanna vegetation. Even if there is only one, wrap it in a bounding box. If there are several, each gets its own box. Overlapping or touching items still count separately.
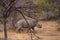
[0,0,60,40]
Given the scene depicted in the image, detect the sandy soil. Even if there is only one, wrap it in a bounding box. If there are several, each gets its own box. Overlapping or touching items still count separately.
[0,20,60,40]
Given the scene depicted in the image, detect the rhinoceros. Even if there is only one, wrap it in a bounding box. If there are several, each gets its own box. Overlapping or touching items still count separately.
[15,19,42,33]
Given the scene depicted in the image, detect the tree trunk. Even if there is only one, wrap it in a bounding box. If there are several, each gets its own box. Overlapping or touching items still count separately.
[3,18,7,40]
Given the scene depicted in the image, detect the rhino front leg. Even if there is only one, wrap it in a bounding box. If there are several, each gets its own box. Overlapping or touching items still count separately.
[28,27,35,33]
[31,27,36,33]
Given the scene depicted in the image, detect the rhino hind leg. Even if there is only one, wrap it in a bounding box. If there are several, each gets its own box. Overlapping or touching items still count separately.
[16,27,22,33]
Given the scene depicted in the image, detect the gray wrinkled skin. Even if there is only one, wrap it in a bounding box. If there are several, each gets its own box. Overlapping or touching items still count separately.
[15,19,42,33]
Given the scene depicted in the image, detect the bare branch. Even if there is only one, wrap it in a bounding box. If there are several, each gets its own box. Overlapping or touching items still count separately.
[3,0,15,18]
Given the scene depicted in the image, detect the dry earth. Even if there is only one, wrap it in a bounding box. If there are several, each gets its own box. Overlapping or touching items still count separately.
[0,20,60,40]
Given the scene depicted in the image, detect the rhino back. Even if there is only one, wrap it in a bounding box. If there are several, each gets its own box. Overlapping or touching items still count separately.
[15,19,37,28]
[22,20,37,28]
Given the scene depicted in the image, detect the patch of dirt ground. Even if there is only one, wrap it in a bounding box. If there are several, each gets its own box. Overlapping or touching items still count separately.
[0,21,60,40]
